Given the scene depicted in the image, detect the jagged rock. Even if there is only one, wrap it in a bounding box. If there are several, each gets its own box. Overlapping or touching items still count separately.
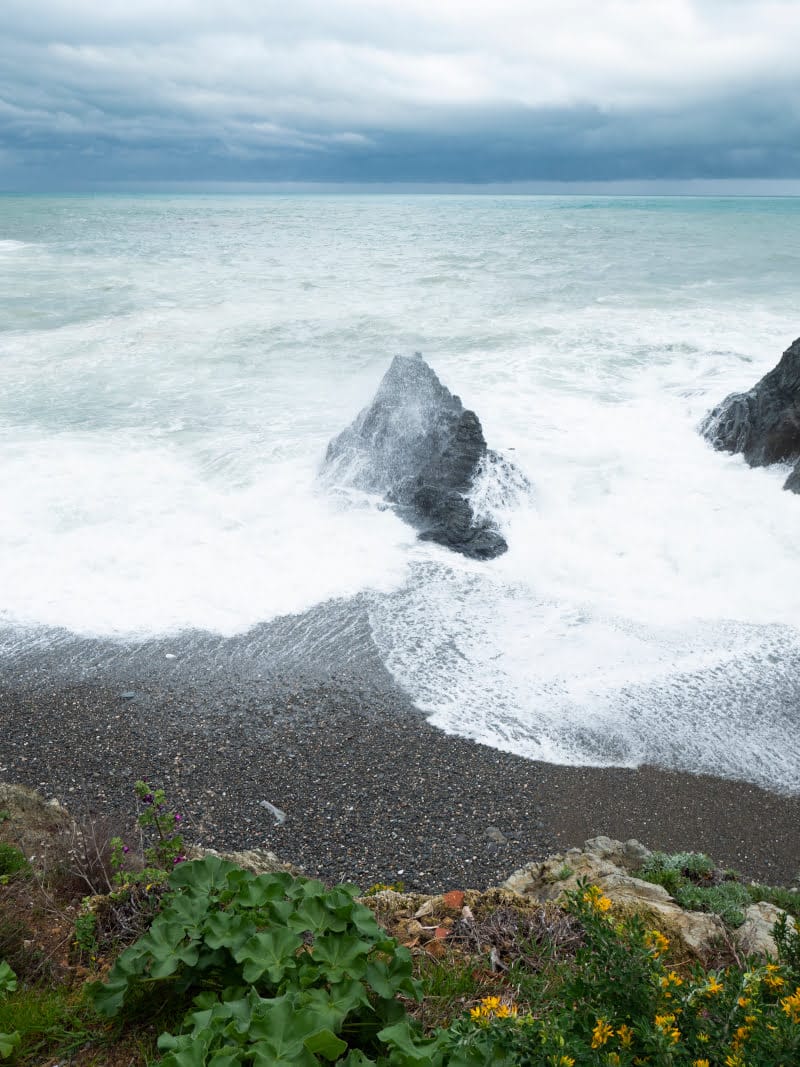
[622,839,653,867]
[701,336,800,492]
[582,835,652,869]
[735,901,796,958]
[323,354,520,559]
[503,837,726,959]
[784,458,800,493]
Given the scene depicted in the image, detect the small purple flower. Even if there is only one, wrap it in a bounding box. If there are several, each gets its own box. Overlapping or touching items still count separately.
[174,813,182,823]
[173,855,187,865]
[122,845,130,854]
[142,793,154,804]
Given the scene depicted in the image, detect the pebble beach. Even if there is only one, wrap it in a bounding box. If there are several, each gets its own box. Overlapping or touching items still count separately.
[2,654,798,892]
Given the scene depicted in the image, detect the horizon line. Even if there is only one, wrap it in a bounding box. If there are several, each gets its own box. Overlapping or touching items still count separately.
[4,178,800,197]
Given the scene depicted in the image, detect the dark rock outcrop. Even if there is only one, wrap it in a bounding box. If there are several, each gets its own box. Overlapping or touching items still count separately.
[324,354,514,559]
[700,336,800,493]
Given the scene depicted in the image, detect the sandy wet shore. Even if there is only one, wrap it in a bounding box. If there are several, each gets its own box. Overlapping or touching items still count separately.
[2,658,798,891]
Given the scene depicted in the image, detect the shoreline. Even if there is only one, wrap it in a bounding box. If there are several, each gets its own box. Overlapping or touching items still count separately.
[2,662,799,891]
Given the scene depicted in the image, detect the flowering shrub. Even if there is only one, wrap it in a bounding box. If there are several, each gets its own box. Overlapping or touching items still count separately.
[85,866,800,1065]
[444,878,800,1066]
[469,996,517,1022]
[71,782,185,966]
[110,781,185,887]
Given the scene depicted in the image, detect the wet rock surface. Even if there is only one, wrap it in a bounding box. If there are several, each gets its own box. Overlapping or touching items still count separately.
[701,335,800,492]
[323,354,513,558]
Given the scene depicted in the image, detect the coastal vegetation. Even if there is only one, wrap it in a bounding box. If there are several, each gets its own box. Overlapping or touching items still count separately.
[1,783,799,1065]
[633,850,800,932]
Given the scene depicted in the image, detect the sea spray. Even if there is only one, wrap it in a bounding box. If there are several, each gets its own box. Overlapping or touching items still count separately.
[2,193,800,789]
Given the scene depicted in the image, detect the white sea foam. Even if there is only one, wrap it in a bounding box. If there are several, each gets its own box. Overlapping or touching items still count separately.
[0,436,410,637]
[2,194,800,790]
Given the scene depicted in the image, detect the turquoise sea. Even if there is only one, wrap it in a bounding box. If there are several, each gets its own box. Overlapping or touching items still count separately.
[1,194,799,790]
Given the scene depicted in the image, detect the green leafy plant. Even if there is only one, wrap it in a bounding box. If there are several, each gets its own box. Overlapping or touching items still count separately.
[0,961,20,1061]
[748,883,800,922]
[0,844,30,881]
[636,850,716,897]
[0,964,15,999]
[774,910,800,979]
[88,855,443,1065]
[636,850,800,931]
[72,908,99,963]
[673,880,753,927]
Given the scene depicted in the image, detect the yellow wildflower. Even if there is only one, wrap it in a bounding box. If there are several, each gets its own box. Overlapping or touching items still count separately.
[766,962,781,972]
[617,1024,634,1047]
[494,1003,518,1018]
[469,995,518,1022]
[591,1018,614,1049]
[583,884,613,912]
[654,1013,680,1044]
[645,929,670,956]
[725,1055,745,1067]
[764,973,785,991]
[705,975,724,996]
[737,996,750,1008]
[554,1058,575,1067]
[606,1055,621,1066]
[731,1024,750,1049]
[780,987,800,1023]
[697,1033,710,1043]
[693,1060,711,1067]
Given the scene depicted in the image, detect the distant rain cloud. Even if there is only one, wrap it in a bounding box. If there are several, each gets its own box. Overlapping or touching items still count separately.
[1,0,800,186]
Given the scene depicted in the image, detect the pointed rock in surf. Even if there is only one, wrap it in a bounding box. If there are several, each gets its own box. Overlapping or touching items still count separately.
[324,354,513,559]
[700,335,800,493]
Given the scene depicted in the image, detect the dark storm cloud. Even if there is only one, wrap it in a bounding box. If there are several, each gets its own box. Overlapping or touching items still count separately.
[1,1,799,187]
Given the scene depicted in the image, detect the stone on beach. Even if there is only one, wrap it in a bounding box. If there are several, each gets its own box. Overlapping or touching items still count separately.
[701,335,800,493]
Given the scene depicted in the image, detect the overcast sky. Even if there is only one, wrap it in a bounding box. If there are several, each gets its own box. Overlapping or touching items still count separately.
[2,0,800,189]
